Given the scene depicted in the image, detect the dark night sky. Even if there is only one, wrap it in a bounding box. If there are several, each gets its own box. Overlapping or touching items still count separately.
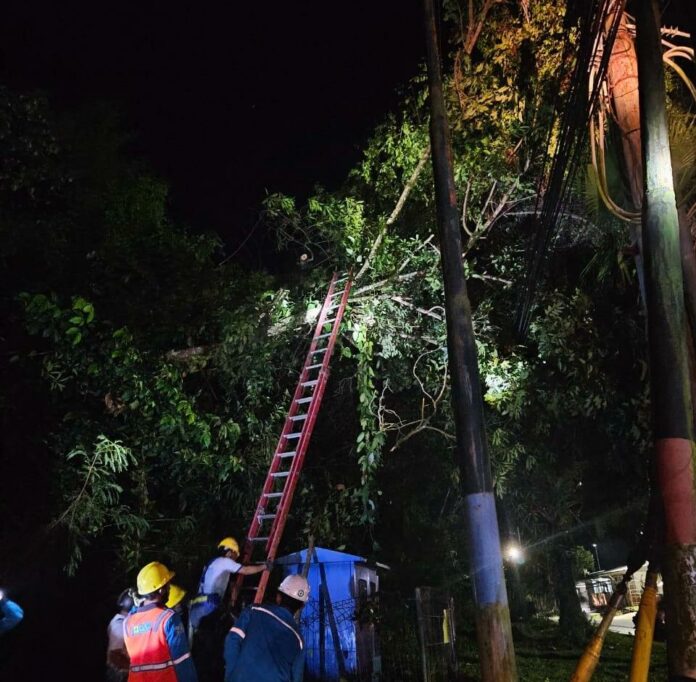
[0,1,424,254]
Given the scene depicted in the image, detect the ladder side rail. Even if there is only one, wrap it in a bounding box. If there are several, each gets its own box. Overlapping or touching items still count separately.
[254,278,352,603]
[254,369,333,603]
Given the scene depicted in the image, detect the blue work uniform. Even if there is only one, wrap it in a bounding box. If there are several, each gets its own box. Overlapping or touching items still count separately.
[0,599,23,636]
[224,604,304,682]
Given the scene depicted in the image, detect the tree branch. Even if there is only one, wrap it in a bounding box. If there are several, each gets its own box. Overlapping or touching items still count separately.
[355,146,431,281]
[165,345,217,362]
[464,0,499,55]
[390,295,444,320]
[352,269,425,297]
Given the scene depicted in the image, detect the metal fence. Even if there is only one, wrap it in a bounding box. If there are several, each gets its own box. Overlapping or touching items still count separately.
[300,587,457,681]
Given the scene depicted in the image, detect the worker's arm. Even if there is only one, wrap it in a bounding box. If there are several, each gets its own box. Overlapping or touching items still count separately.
[163,612,197,682]
[0,598,24,635]
[223,607,251,681]
[237,563,269,576]
[217,556,266,577]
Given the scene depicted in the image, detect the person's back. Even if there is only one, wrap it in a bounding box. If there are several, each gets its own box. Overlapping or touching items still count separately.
[191,536,268,682]
[224,604,304,682]
[224,574,309,682]
[124,561,197,682]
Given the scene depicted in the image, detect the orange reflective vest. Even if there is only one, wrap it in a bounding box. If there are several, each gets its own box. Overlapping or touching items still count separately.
[124,604,188,681]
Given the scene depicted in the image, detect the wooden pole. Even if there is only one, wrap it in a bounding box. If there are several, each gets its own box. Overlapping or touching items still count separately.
[316,556,347,678]
[570,583,626,682]
[319,587,326,679]
[635,1,696,678]
[629,570,659,682]
[422,1,518,680]
[414,587,430,682]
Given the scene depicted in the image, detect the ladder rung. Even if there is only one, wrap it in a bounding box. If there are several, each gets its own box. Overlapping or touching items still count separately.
[250,536,269,542]
[316,333,331,340]
[284,432,302,439]
[323,318,336,325]
[335,275,349,283]
[312,348,328,355]
[296,397,313,404]
[301,380,318,388]
[258,514,276,520]
[271,471,290,478]
[264,492,283,498]
[278,450,297,458]
[290,414,308,421]
[306,364,323,370]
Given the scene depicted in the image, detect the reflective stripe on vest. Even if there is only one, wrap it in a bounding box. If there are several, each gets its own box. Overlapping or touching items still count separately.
[124,606,178,681]
[131,652,192,672]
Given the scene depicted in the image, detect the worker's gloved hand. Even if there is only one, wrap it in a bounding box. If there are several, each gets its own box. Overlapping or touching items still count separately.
[264,560,274,571]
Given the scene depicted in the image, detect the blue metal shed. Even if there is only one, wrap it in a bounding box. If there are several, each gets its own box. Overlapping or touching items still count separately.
[276,547,382,681]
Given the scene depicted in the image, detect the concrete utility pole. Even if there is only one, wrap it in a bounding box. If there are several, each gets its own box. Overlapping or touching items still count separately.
[422,1,518,680]
[635,0,696,678]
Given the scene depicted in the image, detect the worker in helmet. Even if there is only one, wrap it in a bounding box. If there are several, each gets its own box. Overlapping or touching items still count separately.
[106,589,134,681]
[0,590,23,636]
[166,584,188,631]
[123,561,197,682]
[190,537,269,682]
[224,574,309,682]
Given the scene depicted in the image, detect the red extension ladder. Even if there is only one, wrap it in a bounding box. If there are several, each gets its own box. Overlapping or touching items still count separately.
[235,273,352,604]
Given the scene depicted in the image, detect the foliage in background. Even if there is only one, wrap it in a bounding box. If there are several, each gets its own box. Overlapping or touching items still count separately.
[3,1,690,642]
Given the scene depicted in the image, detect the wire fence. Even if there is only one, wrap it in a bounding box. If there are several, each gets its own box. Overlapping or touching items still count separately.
[299,587,457,681]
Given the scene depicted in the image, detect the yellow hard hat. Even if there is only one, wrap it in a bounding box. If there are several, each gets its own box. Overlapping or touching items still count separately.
[217,537,240,554]
[166,584,187,609]
[137,561,175,595]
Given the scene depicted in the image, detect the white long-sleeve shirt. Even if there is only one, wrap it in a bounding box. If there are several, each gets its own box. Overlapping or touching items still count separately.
[202,557,242,598]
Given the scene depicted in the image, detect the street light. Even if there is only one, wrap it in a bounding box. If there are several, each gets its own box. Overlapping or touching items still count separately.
[591,543,602,571]
[505,543,524,564]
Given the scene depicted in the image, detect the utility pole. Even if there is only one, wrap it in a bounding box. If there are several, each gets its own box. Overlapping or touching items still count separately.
[635,1,696,678]
[422,2,517,680]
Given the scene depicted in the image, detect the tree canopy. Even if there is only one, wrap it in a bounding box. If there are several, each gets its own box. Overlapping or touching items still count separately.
[2,0,695,647]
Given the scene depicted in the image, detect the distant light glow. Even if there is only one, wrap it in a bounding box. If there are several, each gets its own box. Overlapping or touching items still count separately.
[505,544,524,563]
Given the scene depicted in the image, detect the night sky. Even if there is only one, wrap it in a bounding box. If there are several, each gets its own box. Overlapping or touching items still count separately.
[0,1,424,258]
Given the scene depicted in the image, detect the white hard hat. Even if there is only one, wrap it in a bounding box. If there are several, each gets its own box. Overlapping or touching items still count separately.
[278,574,310,603]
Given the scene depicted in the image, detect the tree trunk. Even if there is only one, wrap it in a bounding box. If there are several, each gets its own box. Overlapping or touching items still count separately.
[553,547,588,642]
[636,1,696,677]
[680,209,696,346]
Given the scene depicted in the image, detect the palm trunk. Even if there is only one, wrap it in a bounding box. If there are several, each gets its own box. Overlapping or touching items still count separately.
[606,12,643,209]
[606,12,648,306]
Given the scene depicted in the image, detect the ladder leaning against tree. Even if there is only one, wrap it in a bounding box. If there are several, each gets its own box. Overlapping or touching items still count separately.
[232,272,352,605]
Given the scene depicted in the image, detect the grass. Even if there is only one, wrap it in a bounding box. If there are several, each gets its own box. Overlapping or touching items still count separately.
[454,619,668,681]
